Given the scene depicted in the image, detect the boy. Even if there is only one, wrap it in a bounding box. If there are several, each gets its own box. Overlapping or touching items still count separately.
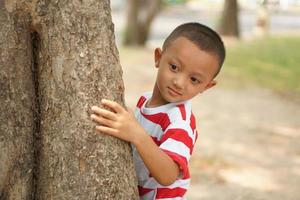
[90,22,225,199]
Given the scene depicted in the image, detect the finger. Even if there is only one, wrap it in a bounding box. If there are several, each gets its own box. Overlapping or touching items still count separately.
[101,99,124,114]
[91,114,115,128]
[91,106,116,120]
[95,126,118,137]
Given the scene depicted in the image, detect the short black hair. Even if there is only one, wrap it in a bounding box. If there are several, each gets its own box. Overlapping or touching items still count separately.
[162,22,226,77]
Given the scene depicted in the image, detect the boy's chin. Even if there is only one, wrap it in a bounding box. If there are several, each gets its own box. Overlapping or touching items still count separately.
[163,96,184,104]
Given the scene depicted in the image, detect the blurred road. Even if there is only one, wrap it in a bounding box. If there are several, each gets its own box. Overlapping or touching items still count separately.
[112,4,300,46]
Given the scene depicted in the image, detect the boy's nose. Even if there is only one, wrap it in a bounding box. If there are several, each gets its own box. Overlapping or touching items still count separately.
[173,76,185,90]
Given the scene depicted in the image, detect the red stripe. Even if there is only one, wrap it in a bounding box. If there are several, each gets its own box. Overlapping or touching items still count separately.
[138,186,153,196]
[190,113,198,151]
[177,104,186,120]
[161,149,190,179]
[156,187,187,198]
[160,129,193,154]
[190,113,196,130]
[141,112,170,131]
[136,96,147,108]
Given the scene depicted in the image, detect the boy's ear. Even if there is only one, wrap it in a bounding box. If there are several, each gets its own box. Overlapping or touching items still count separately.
[202,80,217,92]
[154,48,162,68]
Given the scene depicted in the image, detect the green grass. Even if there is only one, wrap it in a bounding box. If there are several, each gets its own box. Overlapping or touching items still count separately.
[221,36,300,97]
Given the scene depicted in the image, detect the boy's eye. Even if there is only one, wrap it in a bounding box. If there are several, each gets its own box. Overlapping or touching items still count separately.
[169,64,178,71]
[191,77,200,84]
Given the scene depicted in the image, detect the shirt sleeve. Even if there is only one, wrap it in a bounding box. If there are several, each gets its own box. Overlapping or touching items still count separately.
[159,122,196,179]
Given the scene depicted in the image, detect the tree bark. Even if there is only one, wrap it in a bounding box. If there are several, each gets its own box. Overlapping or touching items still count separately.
[0,0,138,199]
[123,0,162,46]
[0,3,34,199]
[218,0,240,38]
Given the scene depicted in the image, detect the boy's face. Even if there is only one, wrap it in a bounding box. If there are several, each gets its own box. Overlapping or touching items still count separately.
[152,37,219,106]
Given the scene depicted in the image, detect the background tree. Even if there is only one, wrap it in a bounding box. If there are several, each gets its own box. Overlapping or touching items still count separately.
[218,0,240,38]
[254,0,270,36]
[0,0,138,199]
[123,0,163,46]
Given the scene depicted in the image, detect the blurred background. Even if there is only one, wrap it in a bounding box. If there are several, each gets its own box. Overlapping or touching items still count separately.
[110,0,300,199]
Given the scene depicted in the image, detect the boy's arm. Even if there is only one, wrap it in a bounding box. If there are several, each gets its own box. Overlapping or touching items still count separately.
[91,99,180,186]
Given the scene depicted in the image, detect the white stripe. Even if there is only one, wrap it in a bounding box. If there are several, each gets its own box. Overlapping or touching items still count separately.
[142,177,160,189]
[167,107,183,122]
[140,93,182,115]
[160,138,191,160]
[138,174,190,190]
[132,146,150,182]
[165,122,195,143]
[140,190,156,200]
[136,114,164,138]
[158,179,190,189]
[167,101,192,122]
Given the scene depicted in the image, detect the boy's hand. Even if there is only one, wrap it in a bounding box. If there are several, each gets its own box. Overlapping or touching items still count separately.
[91,99,180,185]
[90,99,142,143]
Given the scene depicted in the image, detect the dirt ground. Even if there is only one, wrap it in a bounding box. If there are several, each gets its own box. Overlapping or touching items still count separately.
[119,47,300,200]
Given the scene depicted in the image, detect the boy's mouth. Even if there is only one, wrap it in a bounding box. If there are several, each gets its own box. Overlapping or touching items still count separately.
[167,87,182,96]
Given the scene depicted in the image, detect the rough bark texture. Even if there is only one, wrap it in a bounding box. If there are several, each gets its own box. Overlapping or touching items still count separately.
[0,3,34,199]
[218,0,240,38]
[0,0,138,199]
[123,0,162,46]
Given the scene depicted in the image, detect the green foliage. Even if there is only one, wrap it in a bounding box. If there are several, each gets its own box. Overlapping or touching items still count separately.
[163,0,187,5]
[222,36,300,96]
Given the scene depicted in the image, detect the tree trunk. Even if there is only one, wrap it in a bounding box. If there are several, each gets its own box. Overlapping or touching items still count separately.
[0,0,138,199]
[218,0,240,38]
[123,0,162,46]
[254,0,269,37]
[0,4,34,199]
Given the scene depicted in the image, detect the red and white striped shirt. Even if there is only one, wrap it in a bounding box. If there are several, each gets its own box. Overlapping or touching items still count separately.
[133,92,198,200]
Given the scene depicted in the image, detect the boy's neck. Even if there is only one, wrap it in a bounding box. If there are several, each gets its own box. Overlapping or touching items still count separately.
[146,84,169,108]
